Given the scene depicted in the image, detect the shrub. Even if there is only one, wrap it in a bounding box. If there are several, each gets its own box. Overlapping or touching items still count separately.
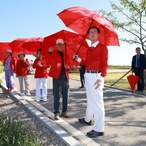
[0,113,42,146]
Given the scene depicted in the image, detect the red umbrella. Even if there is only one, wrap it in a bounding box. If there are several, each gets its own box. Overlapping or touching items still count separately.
[41,30,89,67]
[57,6,119,54]
[9,38,34,55]
[127,74,139,92]
[0,42,18,61]
[21,37,43,52]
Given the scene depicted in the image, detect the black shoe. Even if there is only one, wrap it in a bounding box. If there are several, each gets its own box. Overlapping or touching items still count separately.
[79,118,92,125]
[79,86,84,89]
[87,130,104,137]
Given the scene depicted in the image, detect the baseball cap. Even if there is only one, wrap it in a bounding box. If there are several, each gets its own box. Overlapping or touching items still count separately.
[56,38,64,44]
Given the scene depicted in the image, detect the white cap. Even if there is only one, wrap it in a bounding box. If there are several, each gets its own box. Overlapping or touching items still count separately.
[6,49,12,54]
[56,38,64,44]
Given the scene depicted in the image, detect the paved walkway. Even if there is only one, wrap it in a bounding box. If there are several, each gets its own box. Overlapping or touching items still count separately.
[13,75,146,146]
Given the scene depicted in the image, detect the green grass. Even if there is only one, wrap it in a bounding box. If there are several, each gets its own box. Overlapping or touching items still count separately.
[70,72,131,89]
[104,72,131,88]
[0,113,42,146]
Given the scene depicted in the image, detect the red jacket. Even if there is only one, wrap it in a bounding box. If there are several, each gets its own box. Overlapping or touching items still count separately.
[3,57,16,72]
[33,57,50,78]
[81,43,108,77]
[48,50,70,80]
[16,59,30,76]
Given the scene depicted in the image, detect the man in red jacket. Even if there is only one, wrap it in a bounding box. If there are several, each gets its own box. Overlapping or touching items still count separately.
[3,50,16,92]
[48,38,70,120]
[74,26,108,137]
[16,52,31,96]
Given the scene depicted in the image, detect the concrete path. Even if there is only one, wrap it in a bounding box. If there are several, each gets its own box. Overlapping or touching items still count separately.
[13,75,146,146]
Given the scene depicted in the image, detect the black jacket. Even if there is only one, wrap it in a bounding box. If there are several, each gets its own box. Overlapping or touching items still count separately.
[132,54,146,71]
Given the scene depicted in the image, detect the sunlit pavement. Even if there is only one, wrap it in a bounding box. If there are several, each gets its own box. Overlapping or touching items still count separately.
[14,75,146,146]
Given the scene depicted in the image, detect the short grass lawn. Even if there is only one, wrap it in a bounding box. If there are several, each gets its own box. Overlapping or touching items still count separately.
[70,72,131,89]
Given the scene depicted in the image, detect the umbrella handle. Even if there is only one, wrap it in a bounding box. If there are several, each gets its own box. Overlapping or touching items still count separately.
[40,42,42,48]
[73,19,94,59]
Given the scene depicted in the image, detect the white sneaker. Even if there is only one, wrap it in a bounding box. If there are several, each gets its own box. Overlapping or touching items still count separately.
[42,97,47,101]
[20,93,25,96]
[26,93,31,96]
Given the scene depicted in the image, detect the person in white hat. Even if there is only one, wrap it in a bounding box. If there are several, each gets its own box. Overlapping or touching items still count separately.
[16,51,31,96]
[3,49,16,92]
[48,38,71,120]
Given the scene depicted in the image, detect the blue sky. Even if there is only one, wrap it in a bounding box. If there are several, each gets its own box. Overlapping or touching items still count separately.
[0,0,139,65]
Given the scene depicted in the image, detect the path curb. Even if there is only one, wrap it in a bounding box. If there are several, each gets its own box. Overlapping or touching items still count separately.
[0,80,82,146]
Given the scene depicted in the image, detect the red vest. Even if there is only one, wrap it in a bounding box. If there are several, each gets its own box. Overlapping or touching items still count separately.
[49,50,70,80]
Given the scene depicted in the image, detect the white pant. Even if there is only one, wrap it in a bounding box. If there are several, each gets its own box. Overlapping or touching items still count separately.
[84,73,105,132]
[18,76,30,94]
[35,78,47,101]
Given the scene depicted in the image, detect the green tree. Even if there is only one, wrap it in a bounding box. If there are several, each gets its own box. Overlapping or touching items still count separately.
[100,0,146,52]
[100,0,146,88]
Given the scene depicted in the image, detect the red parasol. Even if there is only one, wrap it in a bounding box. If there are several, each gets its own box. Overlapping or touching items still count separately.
[0,42,18,61]
[57,6,120,48]
[9,38,34,55]
[127,74,139,92]
[41,30,89,67]
[21,37,43,52]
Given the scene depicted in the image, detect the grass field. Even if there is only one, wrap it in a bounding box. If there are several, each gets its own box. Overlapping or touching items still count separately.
[70,72,131,89]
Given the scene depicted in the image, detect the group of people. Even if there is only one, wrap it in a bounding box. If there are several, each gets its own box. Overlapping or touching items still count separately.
[3,26,108,137]
[3,25,146,138]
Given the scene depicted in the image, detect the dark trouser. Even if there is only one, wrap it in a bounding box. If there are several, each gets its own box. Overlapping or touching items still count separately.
[79,68,85,87]
[134,67,145,92]
[53,73,69,113]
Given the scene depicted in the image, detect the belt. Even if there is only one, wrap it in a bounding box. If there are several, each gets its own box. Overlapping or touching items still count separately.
[85,70,101,73]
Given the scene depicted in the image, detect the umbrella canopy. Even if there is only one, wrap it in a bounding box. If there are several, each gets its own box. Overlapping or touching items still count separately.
[0,42,18,61]
[41,29,89,67]
[21,37,43,52]
[57,6,120,47]
[127,74,139,92]
[9,38,34,55]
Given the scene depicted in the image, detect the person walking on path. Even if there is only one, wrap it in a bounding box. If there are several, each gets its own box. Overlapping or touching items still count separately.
[131,47,146,92]
[33,49,50,102]
[3,49,16,92]
[16,51,31,96]
[79,65,85,89]
[74,26,108,137]
[48,38,71,120]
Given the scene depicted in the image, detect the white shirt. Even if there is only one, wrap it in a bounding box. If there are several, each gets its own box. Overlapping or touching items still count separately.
[91,41,99,47]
